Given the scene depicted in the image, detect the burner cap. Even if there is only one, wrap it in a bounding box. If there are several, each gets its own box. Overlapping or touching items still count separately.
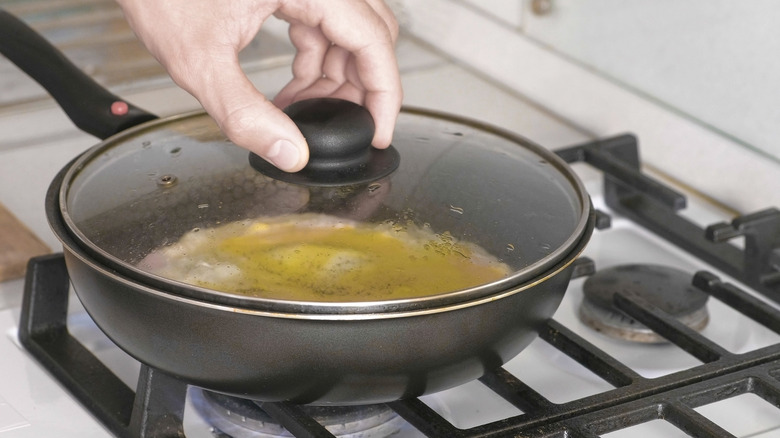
[190,388,404,437]
[579,264,709,343]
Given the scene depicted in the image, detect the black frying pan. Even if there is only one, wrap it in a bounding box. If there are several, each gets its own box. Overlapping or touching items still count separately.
[2,9,595,404]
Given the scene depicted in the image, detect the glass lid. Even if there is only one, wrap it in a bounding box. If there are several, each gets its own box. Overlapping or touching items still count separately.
[60,105,590,308]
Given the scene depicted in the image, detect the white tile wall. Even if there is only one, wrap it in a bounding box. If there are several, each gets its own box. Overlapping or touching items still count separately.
[399,0,780,214]
[522,1,780,165]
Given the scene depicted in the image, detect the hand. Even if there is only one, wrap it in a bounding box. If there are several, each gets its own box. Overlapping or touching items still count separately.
[115,0,402,172]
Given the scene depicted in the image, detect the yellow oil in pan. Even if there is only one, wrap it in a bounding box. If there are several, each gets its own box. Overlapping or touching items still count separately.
[140,214,511,302]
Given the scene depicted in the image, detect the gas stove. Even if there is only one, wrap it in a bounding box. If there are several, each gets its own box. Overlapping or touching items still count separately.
[2,130,780,437]
[1,21,780,437]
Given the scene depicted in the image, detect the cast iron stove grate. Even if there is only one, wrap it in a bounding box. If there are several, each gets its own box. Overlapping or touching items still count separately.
[17,134,780,437]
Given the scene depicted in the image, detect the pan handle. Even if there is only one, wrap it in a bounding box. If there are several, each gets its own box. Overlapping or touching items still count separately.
[0,9,158,140]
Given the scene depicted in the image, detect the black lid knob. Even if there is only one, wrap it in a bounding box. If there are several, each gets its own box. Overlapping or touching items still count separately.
[249,98,400,186]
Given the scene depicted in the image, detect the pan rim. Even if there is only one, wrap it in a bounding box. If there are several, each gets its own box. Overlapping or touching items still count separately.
[52,201,594,320]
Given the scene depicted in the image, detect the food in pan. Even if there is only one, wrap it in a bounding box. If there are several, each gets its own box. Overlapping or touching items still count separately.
[138,213,511,302]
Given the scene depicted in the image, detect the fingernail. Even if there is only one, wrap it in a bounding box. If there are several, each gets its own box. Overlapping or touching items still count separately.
[267,139,301,171]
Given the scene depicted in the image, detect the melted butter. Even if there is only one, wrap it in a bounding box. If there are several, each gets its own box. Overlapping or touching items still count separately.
[142,214,510,302]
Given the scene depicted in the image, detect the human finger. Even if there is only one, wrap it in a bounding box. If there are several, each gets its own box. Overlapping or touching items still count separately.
[286,45,356,101]
[366,0,400,43]
[176,53,309,172]
[278,1,402,148]
[273,22,329,109]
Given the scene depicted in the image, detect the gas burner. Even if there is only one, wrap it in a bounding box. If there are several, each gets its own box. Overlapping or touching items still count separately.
[578,264,710,343]
[190,388,405,437]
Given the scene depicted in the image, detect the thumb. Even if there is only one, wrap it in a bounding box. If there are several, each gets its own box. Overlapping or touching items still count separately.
[182,60,310,172]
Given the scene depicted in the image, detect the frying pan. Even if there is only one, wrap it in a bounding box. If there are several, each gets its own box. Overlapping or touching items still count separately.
[1,9,595,404]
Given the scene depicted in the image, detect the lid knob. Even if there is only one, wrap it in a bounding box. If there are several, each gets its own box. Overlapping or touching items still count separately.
[249,98,400,186]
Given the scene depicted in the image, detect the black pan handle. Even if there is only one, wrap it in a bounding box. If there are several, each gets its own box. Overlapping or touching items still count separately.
[0,9,158,140]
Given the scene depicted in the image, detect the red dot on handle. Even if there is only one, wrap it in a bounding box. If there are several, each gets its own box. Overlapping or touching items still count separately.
[111,101,129,116]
